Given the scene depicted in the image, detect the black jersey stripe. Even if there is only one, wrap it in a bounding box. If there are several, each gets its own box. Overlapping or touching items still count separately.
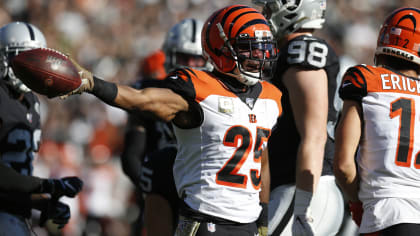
[347,67,368,94]
[183,68,198,78]
[358,64,374,75]
[176,68,195,84]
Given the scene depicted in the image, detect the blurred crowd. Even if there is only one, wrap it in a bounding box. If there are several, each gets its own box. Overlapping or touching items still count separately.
[0,0,419,235]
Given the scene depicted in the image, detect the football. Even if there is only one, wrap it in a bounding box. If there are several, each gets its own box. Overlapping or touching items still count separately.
[11,48,81,98]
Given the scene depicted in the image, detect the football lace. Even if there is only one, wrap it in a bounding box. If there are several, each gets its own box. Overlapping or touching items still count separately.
[40,47,68,58]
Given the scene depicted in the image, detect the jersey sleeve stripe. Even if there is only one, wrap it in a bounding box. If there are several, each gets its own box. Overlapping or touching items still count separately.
[339,66,369,102]
[345,66,368,90]
[176,68,194,82]
[184,68,198,78]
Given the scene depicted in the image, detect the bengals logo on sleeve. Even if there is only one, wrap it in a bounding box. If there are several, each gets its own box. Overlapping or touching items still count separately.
[339,65,372,102]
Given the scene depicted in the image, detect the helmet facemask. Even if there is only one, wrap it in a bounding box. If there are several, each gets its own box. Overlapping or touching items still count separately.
[202,5,279,86]
[1,47,35,93]
[216,23,278,86]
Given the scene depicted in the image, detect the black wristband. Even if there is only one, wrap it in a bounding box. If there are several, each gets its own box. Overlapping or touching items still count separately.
[89,76,118,105]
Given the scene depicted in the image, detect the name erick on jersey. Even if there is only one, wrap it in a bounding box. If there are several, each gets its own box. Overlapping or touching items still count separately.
[340,64,420,201]
[164,68,282,223]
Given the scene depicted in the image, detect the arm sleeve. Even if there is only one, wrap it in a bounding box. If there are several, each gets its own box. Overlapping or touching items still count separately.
[120,123,147,188]
[0,162,43,193]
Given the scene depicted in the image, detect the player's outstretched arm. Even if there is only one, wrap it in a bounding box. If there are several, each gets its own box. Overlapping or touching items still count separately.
[65,58,189,122]
[114,85,189,122]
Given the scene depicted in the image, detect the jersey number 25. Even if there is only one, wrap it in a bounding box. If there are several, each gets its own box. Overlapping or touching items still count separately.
[216,126,270,190]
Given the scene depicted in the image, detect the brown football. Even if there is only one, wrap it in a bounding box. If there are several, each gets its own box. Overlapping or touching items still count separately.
[11,48,81,98]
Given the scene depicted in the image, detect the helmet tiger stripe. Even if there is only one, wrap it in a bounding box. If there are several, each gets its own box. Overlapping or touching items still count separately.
[202,5,274,75]
[376,7,420,65]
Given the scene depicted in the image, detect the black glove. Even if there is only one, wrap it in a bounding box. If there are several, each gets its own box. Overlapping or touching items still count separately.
[41,176,83,198]
[39,200,71,229]
[257,203,268,236]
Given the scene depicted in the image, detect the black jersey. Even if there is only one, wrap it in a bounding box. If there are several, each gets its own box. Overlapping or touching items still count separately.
[268,35,341,188]
[0,81,41,175]
[127,78,179,220]
[0,81,41,217]
[130,78,176,155]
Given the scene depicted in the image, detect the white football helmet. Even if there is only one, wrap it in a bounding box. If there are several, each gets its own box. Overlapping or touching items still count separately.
[162,18,212,72]
[253,0,326,39]
[0,22,47,93]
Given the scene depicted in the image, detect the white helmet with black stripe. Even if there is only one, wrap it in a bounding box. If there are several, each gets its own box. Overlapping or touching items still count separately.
[253,0,326,39]
[0,22,47,93]
[162,18,212,72]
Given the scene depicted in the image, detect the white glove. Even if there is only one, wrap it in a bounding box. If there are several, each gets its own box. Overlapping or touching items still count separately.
[292,188,315,236]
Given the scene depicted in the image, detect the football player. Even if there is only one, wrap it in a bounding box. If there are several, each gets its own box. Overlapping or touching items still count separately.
[253,0,344,235]
[59,5,281,236]
[120,18,210,236]
[334,7,420,235]
[0,21,83,235]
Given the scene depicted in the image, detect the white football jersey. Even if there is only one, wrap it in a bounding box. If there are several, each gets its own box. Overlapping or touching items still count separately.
[340,64,420,232]
[166,68,282,223]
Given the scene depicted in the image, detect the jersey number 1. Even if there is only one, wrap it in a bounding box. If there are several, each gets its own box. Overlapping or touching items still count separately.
[216,126,270,189]
[390,98,420,168]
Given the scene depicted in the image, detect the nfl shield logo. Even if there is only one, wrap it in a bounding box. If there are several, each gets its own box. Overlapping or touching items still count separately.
[207,222,216,232]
